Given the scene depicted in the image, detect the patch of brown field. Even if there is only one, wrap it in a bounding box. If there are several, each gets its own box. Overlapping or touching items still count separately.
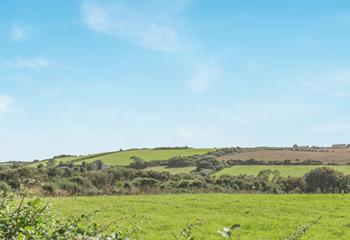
[218,148,350,164]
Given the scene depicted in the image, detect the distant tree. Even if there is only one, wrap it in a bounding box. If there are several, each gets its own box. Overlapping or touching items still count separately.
[129,156,147,169]
[87,160,107,171]
[196,157,224,172]
[304,167,343,193]
[37,163,44,169]
[47,158,56,169]
[257,169,272,181]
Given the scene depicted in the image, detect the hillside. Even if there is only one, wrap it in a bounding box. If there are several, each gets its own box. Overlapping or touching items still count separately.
[218,148,350,164]
[27,148,214,167]
[214,165,350,177]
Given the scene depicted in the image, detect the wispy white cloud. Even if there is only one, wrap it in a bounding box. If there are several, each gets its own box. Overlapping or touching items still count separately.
[11,24,26,42]
[187,63,222,92]
[81,0,188,52]
[0,95,15,113]
[1,58,54,68]
[292,68,350,99]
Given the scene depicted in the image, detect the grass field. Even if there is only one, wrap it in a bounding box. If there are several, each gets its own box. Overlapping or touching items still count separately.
[26,148,213,167]
[145,166,196,174]
[49,194,350,239]
[219,149,350,164]
[75,148,213,166]
[214,165,350,177]
[28,156,79,167]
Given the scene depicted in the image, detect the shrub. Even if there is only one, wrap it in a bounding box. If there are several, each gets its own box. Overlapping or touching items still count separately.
[0,192,126,239]
[129,156,147,169]
[131,177,160,188]
[0,181,11,196]
[42,182,57,195]
[304,167,343,193]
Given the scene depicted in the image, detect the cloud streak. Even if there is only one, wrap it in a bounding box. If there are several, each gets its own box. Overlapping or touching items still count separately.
[0,95,15,113]
[82,0,187,52]
[187,63,222,92]
[1,58,54,69]
[11,24,26,42]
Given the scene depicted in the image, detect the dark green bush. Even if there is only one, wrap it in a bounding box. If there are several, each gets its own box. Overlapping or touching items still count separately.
[0,181,11,195]
[0,192,126,239]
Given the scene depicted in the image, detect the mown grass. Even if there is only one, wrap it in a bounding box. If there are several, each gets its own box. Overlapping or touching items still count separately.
[76,148,213,166]
[49,194,350,239]
[215,165,350,177]
[145,166,196,174]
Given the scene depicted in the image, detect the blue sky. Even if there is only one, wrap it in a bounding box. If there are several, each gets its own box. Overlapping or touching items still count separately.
[2,0,350,161]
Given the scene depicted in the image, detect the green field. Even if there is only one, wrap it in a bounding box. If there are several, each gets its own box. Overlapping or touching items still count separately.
[215,165,350,177]
[49,194,350,239]
[27,148,213,167]
[28,156,79,167]
[75,148,213,166]
[146,166,196,174]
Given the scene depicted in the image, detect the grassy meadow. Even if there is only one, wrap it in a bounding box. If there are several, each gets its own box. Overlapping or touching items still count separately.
[80,148,213,166]
[219,149,350,164]
[49,194,350,239]
[28,156,79,168]
[215,165,350,177]
[27,148,213,167]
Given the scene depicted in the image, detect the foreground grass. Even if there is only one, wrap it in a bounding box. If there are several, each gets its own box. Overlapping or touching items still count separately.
[215,165,350,177]
[49,194,350,239]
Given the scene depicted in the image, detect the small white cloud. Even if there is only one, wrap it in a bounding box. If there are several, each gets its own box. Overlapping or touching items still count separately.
[187,63,222,92]
[11,24,26,42]
[0,95,15,113]
[1,58,54,68]
[81,0,186,52]
[82,1,111,33]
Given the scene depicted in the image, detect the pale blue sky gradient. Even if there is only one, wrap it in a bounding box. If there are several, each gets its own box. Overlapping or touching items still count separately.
[2,0,350,161]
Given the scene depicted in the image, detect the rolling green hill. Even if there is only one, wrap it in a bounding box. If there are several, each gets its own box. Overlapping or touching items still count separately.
[28,156,79,168]
[27,148,213,167]
[75,148,213,166]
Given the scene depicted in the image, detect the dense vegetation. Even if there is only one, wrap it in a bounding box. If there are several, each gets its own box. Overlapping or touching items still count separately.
[2,152,350,196]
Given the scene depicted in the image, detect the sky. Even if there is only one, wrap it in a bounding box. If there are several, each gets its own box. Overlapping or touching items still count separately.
[2,0,350,161]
